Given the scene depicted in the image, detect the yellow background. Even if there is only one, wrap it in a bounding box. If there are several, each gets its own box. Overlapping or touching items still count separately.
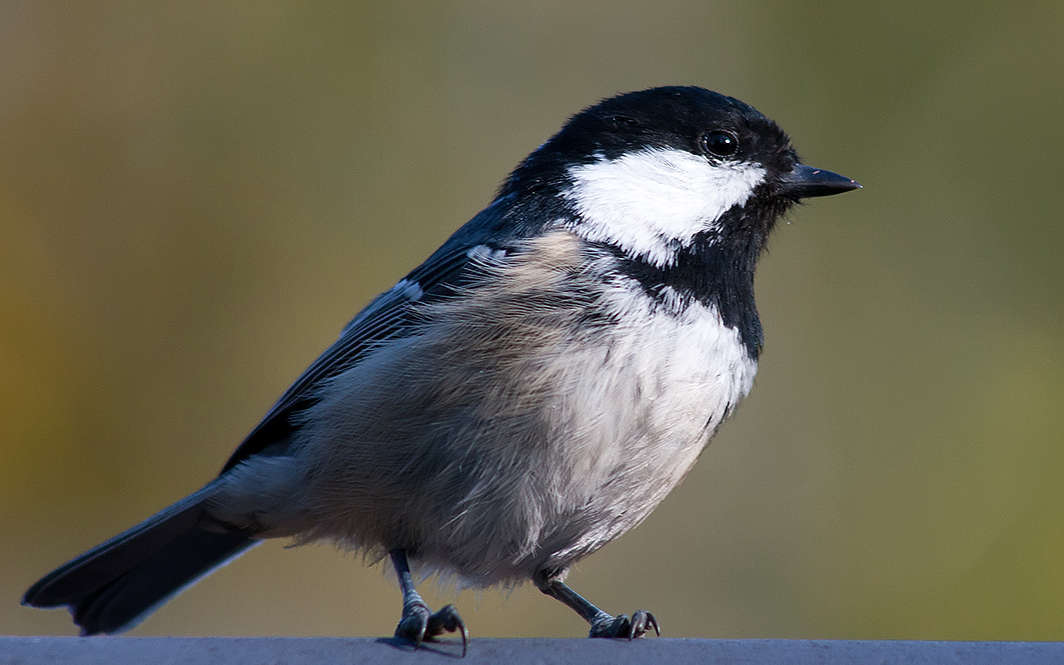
[4,1,1063,639]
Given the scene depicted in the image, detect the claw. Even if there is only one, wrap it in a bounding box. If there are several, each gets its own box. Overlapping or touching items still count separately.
[646,611,661,637]
[628,610,659,639]
[394,600,431,647]
[426,604,469,658]
[589,610,661,639]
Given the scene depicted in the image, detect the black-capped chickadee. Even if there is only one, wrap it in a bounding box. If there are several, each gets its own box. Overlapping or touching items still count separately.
[23,86,859,653]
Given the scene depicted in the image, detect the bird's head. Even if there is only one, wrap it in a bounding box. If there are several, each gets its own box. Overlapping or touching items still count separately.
[502,86,859,268]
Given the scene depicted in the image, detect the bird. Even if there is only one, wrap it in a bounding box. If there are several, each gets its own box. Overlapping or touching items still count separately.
[23,86,859,654]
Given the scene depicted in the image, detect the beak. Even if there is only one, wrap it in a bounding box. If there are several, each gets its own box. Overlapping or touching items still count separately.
[780,163,861,199]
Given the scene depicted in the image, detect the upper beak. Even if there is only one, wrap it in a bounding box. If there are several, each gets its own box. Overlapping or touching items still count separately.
[780,164,861,199]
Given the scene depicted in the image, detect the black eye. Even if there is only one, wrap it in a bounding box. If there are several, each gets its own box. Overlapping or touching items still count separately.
[701,130,739,158]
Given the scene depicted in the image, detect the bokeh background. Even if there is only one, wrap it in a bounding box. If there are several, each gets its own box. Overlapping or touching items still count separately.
[4,1,1063,640]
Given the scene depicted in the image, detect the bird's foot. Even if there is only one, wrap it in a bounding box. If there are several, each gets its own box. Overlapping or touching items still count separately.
[395,601,469,656]
[588,610,660,639]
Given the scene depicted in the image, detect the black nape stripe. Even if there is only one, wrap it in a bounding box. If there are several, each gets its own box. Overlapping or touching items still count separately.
[592,198,789,360]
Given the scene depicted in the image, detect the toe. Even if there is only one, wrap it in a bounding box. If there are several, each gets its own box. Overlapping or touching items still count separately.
[425,604,469,657]
[588,610,661,639]
[394,602,430,646]
[589,614,630,638]
[628,610,660,639]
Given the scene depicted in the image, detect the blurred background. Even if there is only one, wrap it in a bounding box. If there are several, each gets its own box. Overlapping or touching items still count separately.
[4,0,1063,640]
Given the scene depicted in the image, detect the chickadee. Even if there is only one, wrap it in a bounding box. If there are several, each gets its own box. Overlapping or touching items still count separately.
[23,86,859,653]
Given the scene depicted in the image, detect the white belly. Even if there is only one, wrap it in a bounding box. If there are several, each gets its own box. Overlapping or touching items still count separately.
[530,283,759,566]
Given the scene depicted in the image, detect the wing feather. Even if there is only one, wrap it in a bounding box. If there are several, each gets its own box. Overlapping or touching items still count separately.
[219,198,517,472]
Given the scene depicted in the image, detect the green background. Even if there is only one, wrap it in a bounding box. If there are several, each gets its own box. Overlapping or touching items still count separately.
[4,1,1063,639]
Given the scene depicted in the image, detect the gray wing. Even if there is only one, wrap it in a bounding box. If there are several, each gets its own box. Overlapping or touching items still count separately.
[219,198,519,472]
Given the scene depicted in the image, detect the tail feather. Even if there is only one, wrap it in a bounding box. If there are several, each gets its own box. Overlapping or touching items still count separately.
[23,484,259,635]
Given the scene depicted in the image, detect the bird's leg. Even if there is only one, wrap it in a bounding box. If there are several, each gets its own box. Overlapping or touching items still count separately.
[535,571,660,639]
[390,549,468,656]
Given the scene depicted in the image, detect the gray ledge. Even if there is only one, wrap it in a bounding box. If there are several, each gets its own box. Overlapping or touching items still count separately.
[3,637,1063,664]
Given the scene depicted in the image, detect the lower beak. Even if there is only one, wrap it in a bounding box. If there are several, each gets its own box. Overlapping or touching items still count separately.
[780,164,861,199]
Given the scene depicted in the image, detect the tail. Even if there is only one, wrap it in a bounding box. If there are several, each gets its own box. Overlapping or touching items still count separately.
[22,484,259,635]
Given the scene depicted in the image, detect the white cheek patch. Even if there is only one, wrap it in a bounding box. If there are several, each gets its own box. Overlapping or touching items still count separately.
[562,148,766,267]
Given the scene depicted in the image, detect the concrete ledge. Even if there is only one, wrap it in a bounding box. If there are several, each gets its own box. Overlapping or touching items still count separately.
[3,637,1063,664]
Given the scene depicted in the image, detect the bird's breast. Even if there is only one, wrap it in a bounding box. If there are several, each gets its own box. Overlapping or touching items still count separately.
[273,231,760,583]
